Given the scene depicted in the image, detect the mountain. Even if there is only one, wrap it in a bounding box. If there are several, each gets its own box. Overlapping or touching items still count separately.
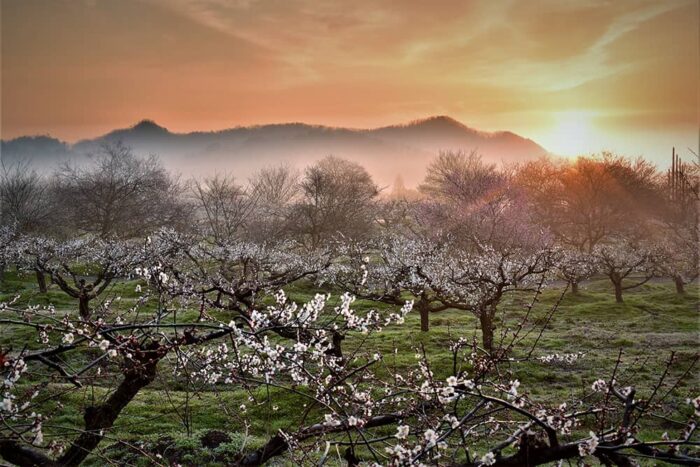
[372,116,544,161]
[0,135,72,167]
[1,116,548,186]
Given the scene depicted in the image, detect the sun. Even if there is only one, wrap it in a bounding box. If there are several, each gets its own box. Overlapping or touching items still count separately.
[547,111,598,156]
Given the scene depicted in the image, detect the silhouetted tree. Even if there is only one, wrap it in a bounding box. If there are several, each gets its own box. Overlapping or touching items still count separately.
[0,162,53,233]
[290,156,379,249]
[516,154,663,253]
[0,162,55,287]
[248,164,300,242]
[53,142,191,239]
[192,174,256,243]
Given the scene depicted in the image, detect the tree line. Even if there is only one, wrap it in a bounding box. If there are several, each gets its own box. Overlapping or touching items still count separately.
[2,144,697,312]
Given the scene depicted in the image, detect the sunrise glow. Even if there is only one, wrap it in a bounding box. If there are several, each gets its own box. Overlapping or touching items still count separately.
[543,111,599,156]
[1,0,699,164]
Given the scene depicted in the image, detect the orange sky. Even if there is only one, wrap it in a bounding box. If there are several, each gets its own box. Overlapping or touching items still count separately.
[1,0,698,161]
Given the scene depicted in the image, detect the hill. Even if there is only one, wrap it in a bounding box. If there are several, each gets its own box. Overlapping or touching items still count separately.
[1,116,548,186]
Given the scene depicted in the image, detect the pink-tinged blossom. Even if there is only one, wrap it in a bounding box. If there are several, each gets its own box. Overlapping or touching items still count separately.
[591,379,607,392]
[578,432,599,457]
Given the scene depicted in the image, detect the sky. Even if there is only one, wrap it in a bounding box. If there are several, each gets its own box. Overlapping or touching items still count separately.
[1,0,698,162]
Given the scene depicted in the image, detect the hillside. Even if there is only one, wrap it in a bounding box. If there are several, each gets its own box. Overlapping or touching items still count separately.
[1,117,548,186]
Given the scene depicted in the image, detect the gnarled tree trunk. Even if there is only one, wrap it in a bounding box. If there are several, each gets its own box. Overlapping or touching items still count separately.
[0,343,165,467]
[59,343,163,466]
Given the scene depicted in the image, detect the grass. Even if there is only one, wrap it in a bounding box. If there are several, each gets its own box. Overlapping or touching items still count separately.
[1,270,698,466]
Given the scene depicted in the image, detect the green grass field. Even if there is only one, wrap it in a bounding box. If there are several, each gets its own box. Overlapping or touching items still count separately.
[1,271,698,466]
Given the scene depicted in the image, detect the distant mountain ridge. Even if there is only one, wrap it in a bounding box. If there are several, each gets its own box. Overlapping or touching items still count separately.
[1,116,548,186]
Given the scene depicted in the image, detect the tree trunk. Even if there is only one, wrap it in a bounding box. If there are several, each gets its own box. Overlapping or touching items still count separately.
[419,302,429,332]
[35,269,47,294]
[79,295,91,319]
[570,280,579,295]
[673,276,685,295]
[613,279,623,303]
[0,261,5,283]
[479,311,494,353]
[58,345,163,466]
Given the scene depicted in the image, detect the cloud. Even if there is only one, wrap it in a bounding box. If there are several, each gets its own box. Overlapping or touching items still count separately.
[1,0,697,158]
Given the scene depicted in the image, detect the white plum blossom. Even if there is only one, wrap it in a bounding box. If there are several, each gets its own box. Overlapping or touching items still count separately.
[423,429,438,447]
[1,398,12,412]
[348,416,361,427]
[687,396,700,416]
[507,380,520,400]
[591,379,607,392]
[480,452,496,465]
[538,352,585,365]
[444,414,460,429]
[32,424,44,446]
[158,271,169,284]
[395,425,410,439]
[324,414,341,426]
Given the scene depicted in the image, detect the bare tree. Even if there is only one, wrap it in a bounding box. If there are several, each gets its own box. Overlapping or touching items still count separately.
[419,150,504,204]
[191,174,257,243]
[516,154,663,254]
[249,164,299,208]
[0,161,53,234]
[248,164,300,242]
[53,142,191,239]
[290,156,379,249]
[191,166,300,244]
[418,150,546,253]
